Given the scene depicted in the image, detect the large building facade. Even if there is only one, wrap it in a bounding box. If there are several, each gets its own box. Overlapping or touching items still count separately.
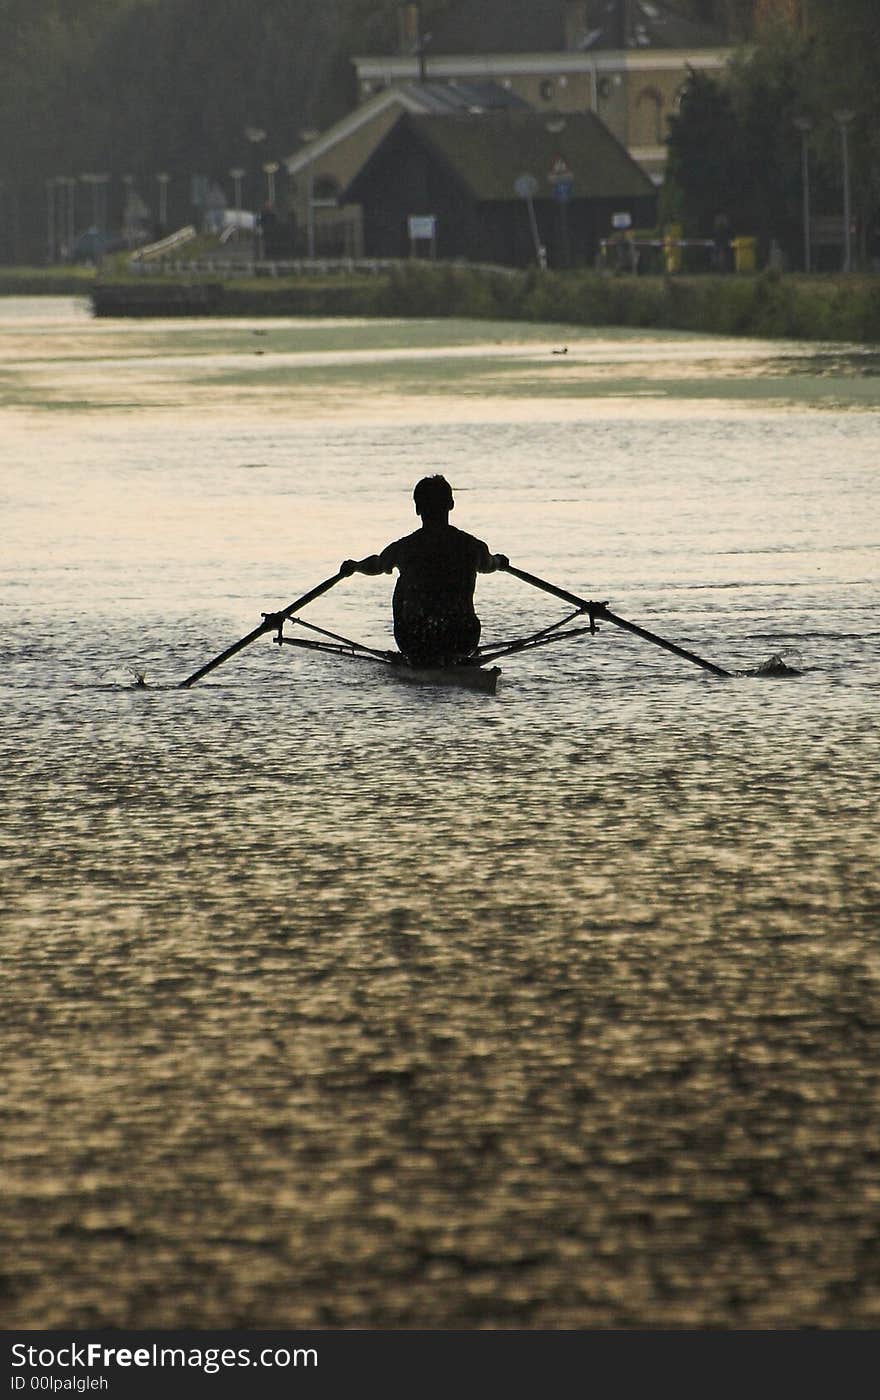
[354,2,736,186]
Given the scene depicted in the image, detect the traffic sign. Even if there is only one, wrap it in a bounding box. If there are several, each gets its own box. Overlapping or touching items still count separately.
[549,157,572,181]
[514,173,539,200]
[549,157,574,203]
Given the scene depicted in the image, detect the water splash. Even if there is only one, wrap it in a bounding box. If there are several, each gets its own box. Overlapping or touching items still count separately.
[738,652,802,678]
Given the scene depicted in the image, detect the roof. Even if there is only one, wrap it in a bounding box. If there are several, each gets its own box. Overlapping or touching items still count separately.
[284,80,526,175]
[394,1,728,56]
[390,79,530,115]
[346,109,657,203]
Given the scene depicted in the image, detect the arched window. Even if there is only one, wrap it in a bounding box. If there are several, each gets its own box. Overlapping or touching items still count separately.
[636,85,665,144]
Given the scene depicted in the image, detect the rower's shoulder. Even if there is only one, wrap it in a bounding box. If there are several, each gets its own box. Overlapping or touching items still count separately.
[380,529,418,561]
[449,523,489,550]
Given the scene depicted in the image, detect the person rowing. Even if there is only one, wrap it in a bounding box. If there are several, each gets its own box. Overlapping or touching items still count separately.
[181,476,731,689]
[340,475,508,668]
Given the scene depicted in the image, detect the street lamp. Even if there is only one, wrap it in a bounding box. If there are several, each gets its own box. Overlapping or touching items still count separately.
[299,129,320,259]
[244,126,266,254]
[833,108,855,272]
[80,172,110,231]
[229,167,245,212]
[156,173,170,231]
[61,177,76,254]
[793,116,812,273]
[46,178,58,263]
[262,161,279,205]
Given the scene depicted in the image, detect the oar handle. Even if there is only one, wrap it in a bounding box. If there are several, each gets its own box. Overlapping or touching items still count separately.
[502,562,731,679]
[178,570,345,689]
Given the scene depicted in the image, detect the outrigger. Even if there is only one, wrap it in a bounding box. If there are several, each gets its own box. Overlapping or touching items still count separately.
[178,562,734,692]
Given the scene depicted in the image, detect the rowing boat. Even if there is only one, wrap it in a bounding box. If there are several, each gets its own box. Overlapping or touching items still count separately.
[178,561,737,691]
[384,658,501,694]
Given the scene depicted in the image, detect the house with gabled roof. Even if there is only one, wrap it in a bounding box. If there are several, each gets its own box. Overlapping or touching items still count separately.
[284,79,532,259]
[285,96,654,270]
[336,106,656,268]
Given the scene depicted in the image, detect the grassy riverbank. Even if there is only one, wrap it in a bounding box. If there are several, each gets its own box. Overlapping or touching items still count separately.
[3,261,879,342]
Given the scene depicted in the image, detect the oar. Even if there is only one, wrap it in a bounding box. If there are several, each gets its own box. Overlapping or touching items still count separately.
[502,562,731,678]
[178,571,344,689]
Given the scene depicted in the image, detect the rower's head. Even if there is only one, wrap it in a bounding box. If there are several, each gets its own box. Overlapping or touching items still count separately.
[413,475,454,523]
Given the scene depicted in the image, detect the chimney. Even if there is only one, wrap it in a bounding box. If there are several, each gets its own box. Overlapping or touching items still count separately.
[566,1,630,50]
[563,3,590,52]
[398,3,419,53]
[398,3,427,80]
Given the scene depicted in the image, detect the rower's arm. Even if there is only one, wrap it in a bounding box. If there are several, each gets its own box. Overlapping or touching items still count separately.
[339,554,389,577]
[477,550,510,573]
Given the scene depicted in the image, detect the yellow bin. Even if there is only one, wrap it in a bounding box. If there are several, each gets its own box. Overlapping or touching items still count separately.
[663,224,682,274]
[732,235,757,273]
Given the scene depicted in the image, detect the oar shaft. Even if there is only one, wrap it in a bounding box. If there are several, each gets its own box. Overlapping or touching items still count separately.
[178,571,344,689]
[598,605,731,678]
[503,563,731,678]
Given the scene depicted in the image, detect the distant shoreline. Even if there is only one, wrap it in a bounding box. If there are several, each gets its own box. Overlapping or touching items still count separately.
[2,263,878,344]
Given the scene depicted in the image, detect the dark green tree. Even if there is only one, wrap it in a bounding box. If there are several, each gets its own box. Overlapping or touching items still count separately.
[663,69,742,237]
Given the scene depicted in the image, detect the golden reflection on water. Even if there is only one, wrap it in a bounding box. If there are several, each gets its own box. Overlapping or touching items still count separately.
[1,299,879,1328]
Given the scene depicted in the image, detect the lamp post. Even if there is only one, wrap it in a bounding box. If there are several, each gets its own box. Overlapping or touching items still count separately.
[157,172,170,231]
[793,116,812,273]
[80,172,110,231]
[244,126,266,254]
[262,161,279,206]
[244,126,266,205]
[62,177,76,255]
[833,108,855,273]
[229,167,245,213]
[46,178,57,263]
[299,129,320,260]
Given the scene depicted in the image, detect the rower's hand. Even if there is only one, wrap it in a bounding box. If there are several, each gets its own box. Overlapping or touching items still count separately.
[493,554,510,571]
[339,559,358,577]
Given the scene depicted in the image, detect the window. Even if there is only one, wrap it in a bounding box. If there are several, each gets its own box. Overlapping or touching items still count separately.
[636,85,665,144]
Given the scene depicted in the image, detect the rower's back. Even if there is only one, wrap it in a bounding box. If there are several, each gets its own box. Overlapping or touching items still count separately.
[381,477,496,666]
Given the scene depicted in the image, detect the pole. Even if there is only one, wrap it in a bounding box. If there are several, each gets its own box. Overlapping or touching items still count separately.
[501,562,732,678]
[65,178,75,254]
[834,109,855,273]
[178,571,345,688]
[794,117,811,273]
[157,173,169,230]
[46,179,56,264]
[842,125,851,273]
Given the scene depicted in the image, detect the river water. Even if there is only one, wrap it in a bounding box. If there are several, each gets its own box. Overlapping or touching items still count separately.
[1,297,878,1329]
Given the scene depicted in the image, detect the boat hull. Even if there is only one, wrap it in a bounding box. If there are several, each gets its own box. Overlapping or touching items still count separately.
[388,661,501,694]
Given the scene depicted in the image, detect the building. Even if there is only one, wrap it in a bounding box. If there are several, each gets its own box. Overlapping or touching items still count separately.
[285,90,656,268]
[346,107,655,268]
[284,79,530,259]
[354,1,735,186]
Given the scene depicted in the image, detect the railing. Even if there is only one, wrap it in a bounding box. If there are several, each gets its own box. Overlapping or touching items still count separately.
[599,237,717,273]
[126,256,519,279]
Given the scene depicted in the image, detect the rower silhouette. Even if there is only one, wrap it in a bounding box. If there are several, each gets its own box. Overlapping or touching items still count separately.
[340,476,508,667]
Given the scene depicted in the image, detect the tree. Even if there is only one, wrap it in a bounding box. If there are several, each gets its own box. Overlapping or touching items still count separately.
[663,1,880,268]
[663,70,742,238]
